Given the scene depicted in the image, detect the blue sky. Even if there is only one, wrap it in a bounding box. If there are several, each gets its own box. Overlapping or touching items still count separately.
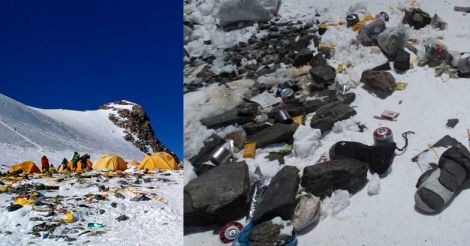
[0,0,183,158]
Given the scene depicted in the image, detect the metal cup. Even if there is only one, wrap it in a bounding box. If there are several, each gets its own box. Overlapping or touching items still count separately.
[210,146,233,165]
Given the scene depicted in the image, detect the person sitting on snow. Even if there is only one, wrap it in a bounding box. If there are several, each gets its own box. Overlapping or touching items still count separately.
[79,154,91,170]
[61,158,68,170]
[41,156,50,172]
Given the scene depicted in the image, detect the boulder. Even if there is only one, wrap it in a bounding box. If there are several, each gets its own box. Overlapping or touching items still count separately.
[302,159,368,198]
[309,64,336,83]
[360,70,396,99]
[293,49,313,67]
[252,166,300,223]
[184,161,250,226]
[394,48,411,72]
[402,8,431,30]
[247,123,299,148]
[310,102,356,133]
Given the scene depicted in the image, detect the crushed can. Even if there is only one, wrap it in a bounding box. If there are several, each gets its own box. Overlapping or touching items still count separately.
[373,127,394,145]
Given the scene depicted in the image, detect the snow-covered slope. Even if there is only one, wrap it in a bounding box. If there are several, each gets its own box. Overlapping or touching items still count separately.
[0,93,145,168]
[184,0,470,245]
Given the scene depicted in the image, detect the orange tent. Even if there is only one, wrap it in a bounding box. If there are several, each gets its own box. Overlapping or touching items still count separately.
[8,161,41,175]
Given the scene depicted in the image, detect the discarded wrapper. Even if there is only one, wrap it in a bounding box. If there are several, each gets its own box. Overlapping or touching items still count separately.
[374,110,399,121]
[292,115,304,125]
[243,142,257,158]
[396,82,408,90]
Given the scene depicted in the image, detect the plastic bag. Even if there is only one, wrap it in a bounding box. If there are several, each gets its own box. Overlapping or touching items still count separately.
[357,15,387,46]
[291,193,321,232]
[215,0,281,26]
[377,26,409,58]
[418,38,450,67]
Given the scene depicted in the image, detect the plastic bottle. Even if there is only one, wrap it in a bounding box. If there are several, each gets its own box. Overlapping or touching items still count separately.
[87,223,105,229]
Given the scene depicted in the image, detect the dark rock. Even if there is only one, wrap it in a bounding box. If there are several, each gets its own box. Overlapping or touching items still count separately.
[302,159,368,198]
[394,49,410,72]
[402,8,431,30]
[6,204,23,212]
[184,161,250,226]
[32,222,58,233]
[116,215,129,222]
[293,49,313,67]
[310,102,357,133]
[309,53,327,68]
[371,62,391,71]
[29,217,44,221]
[249,220,294,246]
[242,120,275,136]
[111,202,118,208]
[99,209,106,214]
[446,119,459,128]
[310,64,336,83]
[360,70,396,99]
[200,109,254,129]
[252,166,300,224]
[130,194,151,202]
[294,37,310,51]
[247,123,299,148]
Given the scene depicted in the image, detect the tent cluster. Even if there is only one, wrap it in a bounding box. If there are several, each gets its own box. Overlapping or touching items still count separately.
[7,152,179,175]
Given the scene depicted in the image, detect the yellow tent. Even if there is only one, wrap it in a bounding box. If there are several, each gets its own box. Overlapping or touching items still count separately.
[138,152,179,171]
[127,160,140,167]
[8,161,41,175]
[93,154,127,171]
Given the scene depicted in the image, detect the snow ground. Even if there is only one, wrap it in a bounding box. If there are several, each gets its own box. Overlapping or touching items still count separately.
[184,0,470,245]
[0,171,183,246]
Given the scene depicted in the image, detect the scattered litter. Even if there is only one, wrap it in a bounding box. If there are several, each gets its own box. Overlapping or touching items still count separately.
[374,110,400,121]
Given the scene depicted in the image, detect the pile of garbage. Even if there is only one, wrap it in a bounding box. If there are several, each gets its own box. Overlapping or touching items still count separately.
[0,160,182,245]
[184,1,470,245]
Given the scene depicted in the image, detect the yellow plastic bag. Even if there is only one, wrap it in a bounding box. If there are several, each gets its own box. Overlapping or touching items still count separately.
[14,198,34,206]
[62,213,76,223]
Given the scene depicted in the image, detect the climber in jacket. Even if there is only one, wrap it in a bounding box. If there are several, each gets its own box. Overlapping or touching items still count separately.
[41,156,50,171]
[61,158,68,171]
[71,152,80,170]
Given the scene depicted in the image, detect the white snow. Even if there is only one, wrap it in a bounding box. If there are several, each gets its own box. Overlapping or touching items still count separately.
[293,126,322,159]
[185,0,470,245]
[367,173,381,196]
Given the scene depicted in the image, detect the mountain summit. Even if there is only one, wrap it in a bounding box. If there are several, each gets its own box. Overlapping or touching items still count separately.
[0,93,176,166]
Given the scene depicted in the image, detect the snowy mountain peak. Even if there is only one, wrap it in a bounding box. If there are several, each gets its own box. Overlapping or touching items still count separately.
[99,100,178,161]
[0,93,175,167]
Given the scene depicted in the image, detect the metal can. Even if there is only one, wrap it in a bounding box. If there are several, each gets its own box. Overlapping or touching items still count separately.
[210,146,233,165]
[275,109,292,124]
[346,14,359,27]
[280,88,294,100]
[373,127,394,145]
